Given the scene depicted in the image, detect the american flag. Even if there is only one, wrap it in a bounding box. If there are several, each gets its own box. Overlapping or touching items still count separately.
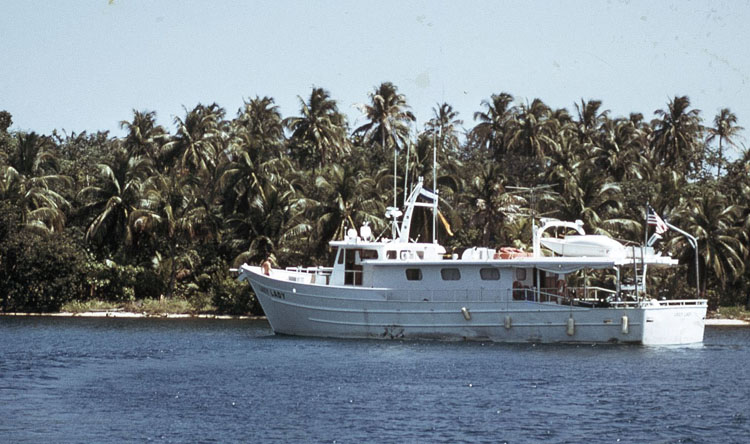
[647,207,668,235]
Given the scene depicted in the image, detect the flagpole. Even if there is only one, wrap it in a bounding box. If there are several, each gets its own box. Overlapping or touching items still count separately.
[643,203,649,298]
[644,203,650,247]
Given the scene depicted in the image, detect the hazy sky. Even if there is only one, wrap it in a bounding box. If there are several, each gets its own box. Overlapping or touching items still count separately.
[3,0,749,149]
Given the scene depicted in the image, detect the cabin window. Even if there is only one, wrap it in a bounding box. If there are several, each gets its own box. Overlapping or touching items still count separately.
[359,249,378,260]
[417,251,424,259]
[515,268,527,281]
[405,269,422,281]
[441,268,461,281]
[480,268,500,280]
[344,249,362,286]
[337,249,345,265]
[386,250,397,260]
[346,249,357,263]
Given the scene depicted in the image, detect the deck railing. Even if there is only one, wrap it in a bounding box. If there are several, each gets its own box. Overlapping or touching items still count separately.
[513,288,570,305]
[649,299,708,307]
[283,266,333,285]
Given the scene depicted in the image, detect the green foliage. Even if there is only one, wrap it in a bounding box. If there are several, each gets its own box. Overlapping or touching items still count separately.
[86,261,156,302]
[61,299,121,313]
[712,305,750,321]
[2,89,750,314]
[211,275,259,316]
[182,254,260,315]
[0,223,88,312]
[124,297,194,316]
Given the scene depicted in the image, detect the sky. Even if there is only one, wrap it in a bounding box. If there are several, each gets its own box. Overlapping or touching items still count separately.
[3,0,750,152]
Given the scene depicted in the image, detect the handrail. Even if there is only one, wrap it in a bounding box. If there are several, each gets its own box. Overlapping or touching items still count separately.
[651,299,707,307]
[285,266,333,275]
[664,221,700,299]
[513,287,570,304]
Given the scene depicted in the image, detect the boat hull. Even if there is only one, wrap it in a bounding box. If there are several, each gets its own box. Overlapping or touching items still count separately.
[240,267,706,345]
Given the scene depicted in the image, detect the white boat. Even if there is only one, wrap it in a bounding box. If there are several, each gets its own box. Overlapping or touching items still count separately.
[540,235,626,258]
[236,179,706,345]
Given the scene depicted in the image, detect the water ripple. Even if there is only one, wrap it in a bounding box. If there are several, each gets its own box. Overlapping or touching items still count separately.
[1,318,749,443]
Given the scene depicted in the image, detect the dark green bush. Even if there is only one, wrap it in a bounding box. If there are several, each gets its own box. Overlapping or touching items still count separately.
[212,275,260,315]
[0,228,88,312]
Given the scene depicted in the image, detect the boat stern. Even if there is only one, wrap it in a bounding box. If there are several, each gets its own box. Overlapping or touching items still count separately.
[640,299,707,345]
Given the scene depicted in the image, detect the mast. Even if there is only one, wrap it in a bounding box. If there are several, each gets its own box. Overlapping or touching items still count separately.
[404,122,412,206]
[390,132,397,212]
[432,126,438,243]
[383,128,400,240]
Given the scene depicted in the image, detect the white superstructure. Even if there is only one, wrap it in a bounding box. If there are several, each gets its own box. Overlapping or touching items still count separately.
[237,179,706,345]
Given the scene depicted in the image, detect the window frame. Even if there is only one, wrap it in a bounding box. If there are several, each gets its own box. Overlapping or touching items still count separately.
[440,268,461,281]
[405,268,423,281]
[480,267,500,280]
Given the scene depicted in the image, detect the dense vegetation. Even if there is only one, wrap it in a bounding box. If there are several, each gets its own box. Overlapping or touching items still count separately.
[1,84,749,314]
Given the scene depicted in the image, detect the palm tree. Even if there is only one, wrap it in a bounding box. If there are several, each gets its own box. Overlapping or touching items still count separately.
[354,82,416,210]
[0,110,11,133]
[4,132,72,233]
[458,161,526,247]
[234,96,285,163]
[669,191,746,301]
[354,82,416,154]
[218,142,293,220]
[650,96,704,173]
[574,99,609,147]
[469,92,515,160]
[120,110,167,164]
[0,164,23,202]
[425,102,463,156]
[506,98,555,160]
[10,132,58,177]
[139,169,224,297]
[77,147,153,252]
[164,103,225,179]
[226,174,310,267]
[24,191,70,233]
[308,163,384,255]
[706,108,743,177]
[594,117,650,182]
[545,135,632,236]
[284,87,349,169]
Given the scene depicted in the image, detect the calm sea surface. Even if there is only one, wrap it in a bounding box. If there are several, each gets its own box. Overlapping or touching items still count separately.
[1,317,748,444]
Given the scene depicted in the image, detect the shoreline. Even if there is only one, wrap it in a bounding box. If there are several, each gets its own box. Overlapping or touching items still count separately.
[1,311,748,326]
[705,318,750,326]
[0,310,266,320]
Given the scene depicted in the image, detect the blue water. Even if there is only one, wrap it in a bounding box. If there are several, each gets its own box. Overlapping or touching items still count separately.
[1,317,748,443]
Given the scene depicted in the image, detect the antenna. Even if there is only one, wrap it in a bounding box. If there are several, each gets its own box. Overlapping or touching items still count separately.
[506,184,557,220]
[391,132,397,211]
[506,184,558,255]
[404,120,414,205]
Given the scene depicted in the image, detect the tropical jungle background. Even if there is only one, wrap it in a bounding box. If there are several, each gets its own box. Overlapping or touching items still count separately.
[2,83,749,315]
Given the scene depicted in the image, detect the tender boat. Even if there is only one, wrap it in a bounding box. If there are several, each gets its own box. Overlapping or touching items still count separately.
[236,179,706,345]
[540,235,626,258]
